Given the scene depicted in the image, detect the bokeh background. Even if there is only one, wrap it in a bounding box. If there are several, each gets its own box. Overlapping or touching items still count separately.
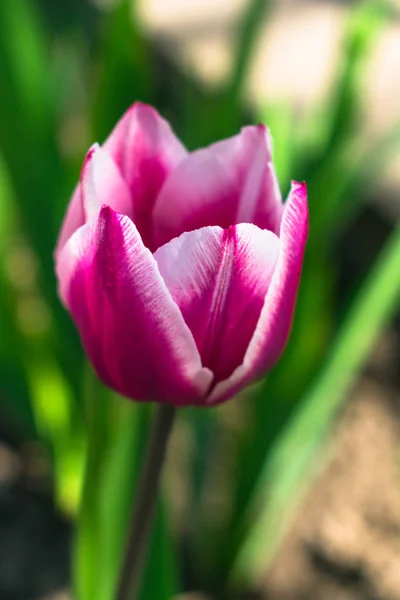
[0,0,400,599]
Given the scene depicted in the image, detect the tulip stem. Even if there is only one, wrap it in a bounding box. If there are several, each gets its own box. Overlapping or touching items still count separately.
[114,403,176,600]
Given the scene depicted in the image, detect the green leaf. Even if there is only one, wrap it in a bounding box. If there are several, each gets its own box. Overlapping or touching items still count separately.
[0,154,34,433]
[301,0,388,227]
[234,215,400,584]
[0,0,83,392]
[26,353,83,513]
[73,365,112,600]
[211,3,400,581]
[311,121,400,250]
[97,401,148,600]
[228,0,273,107]
[260,102,294,194]
[91,0,154,142]
[139,500,178,600]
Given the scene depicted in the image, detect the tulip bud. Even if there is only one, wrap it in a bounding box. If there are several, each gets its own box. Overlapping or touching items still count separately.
[55,103,308,406]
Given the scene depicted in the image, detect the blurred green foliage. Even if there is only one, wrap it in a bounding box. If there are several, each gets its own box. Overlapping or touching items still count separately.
[0,0,399,598]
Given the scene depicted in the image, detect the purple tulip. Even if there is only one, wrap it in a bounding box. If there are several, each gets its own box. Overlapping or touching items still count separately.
[55,103,308,406]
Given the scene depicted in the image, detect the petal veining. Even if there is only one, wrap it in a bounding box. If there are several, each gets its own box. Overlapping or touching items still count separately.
[209,182,308,404]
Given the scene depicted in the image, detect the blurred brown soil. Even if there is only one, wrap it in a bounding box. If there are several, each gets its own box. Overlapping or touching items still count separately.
[262,334,400,600]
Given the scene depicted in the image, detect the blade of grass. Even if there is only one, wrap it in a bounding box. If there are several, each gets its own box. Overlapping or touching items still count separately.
[212,0,275,139]
[0,151,84,511]
[98,401,149,600]
[299,0,388,221]
[311,121,400,249]
[234,210,400,584]
[322,0,387,149]
[215,4,399,577]
[0,0,83,391]
[260,102,294,194]
[0,154,35,434]
[26,352,84,514]
[228,0,274,107]
[91,0,154,142]
[139,500,178,600]
[74,365,112,600]
[216,123,400,581]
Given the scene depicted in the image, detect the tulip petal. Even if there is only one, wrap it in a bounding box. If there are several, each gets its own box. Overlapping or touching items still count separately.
[153,125,283,248]
[155,223,280,386]
[57,206,212,405]
[55,185,84,260]
[54,144,133,258]
[80,144,133,219]
[104,102,188,249]
[209,182,308,404]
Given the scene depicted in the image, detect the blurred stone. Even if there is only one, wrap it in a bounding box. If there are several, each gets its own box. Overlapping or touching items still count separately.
[247,2,345,110]
[42,591,71,600]
[262,379,400,600]
[175,594,212,600]
[0,443,20,485]
[138,0,245,31]
[21,442,52,487]
[0,483,71,599]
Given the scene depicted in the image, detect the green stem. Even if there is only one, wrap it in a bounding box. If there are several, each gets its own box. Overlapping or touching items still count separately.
[114,403,176,600]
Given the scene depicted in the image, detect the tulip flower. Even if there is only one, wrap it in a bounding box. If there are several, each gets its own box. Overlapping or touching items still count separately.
[55,102,308,406]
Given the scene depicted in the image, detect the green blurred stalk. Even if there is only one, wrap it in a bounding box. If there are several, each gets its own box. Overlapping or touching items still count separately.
[92,0,154,141]
[303,0,387,228]
[0,154,35,432]
[182,0,274,147]
[229,0,273,105]
[0,0,83,392]
[234,211,400,584]
[26,352,84,513]
[312,121,400,251]
[213,3,396,580]
[98,403,148,600]
[0,151,81,510]
[74,364,111,600]
[114,404,176,600]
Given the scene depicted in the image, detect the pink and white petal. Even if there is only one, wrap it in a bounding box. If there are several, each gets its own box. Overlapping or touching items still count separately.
[54,185,84,260]
[155,223,280,385]
[208,182,308,404]
[80,144,133,219]
[58,205,212,405]
[103,102,188,249]
[54,144,133,259]
[153,125,283,249]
